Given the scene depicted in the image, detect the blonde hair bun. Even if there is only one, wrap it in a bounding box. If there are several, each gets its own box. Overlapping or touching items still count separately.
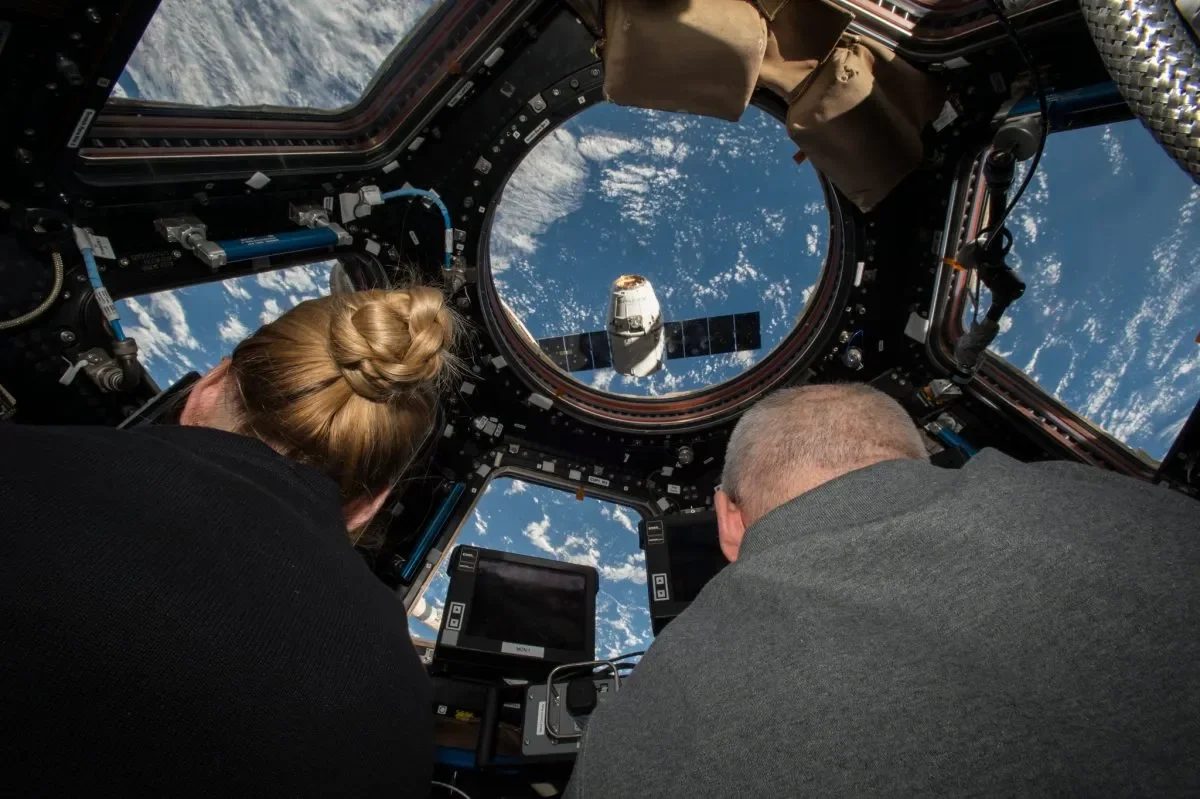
[328,287,456,403]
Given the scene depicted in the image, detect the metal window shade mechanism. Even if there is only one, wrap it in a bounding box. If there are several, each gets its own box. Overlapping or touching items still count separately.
[1080,0,1200,182]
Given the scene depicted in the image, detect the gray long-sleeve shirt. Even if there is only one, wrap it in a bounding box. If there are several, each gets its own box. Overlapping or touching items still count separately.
[566,450,1200,797]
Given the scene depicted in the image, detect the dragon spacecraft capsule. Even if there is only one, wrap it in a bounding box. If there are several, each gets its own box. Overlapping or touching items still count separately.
[607,274,664,378]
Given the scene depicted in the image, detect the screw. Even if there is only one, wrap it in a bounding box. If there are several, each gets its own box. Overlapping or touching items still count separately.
[519,115,527,122]
[570,79,580,89]
[118,257,130,267]
[86,7,100,22]
[75,274,86,283]
[552,88,560,96]
[61,291,71,300]
[472,179,480,187]
[591,68,600,77]
[855,304,867,315]
[172,250,182,259]
[59,330,76,344]
[838,331,851,344]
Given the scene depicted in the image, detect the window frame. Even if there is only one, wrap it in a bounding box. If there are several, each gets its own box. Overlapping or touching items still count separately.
[929,107,1166,478]
[404,465,655,631]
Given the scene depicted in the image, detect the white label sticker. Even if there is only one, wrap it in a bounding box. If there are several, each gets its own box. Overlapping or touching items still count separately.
[245,171,271,189]
[536,701,547,737]
[666,484,681,496]
[524,118,551,145]
[409,230,420,246]
[447,80,474,107]
[502,641,546,659]
[364,239,381,256]
[382,160,400,174]
[569,469,582,481]
[94,288,118,322]
[66,109,96,149]
[587,475,610,488]
[652,573,670,602]
[932,101,959,132]
[323,196,334,213]
[89,235,116,260]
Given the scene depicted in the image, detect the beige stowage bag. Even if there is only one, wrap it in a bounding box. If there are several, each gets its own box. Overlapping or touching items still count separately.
[599,0,945,210]
[602,0,769,122]
[784,35,946,211]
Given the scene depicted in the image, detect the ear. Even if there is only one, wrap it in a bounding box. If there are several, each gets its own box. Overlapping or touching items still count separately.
[180,359,233,428]
[714,489,747,563]
[345,487,392,533]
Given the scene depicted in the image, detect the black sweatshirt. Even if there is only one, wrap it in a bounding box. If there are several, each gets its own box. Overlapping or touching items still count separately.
[0,424,433,797]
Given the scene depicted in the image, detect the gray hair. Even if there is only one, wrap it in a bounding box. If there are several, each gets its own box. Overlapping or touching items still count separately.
[721,384,927,522]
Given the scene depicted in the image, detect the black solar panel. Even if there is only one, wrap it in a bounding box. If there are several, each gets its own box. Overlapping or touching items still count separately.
[539,311,762,373]
[589,330,612,370]
[562,333,593,372]
[663,321,685,361]
[682,318,710,358]
[734,312,761,351]
[708,315,736,354]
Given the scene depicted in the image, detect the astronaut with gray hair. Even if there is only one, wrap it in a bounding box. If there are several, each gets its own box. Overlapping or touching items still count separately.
[567,383,1200,798]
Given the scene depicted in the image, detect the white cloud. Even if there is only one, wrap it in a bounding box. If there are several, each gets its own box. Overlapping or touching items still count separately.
[599,161,683,227]
[609,505,638,536]
[118,290,204,383]
[256,264,326,295]
[600,558,648,585]
[260,298,282,325]
[490,129,590,275]
[1020,214,1039,244]
[523,514,554,552]
[1101,126,1126,175]
[592,369,617,391]
[504,479,528,496]
[217,314,249,344]
[1039,255,1062,286]
[473,510,488,536]
[806,224,820,256]
[223,279,252,301]
[121,0,439,110]
[578,133,642,162]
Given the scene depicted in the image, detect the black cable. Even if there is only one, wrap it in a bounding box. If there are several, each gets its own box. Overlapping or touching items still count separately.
[980,0,1049,237]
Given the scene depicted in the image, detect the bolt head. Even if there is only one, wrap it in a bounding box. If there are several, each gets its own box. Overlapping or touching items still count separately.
[59,330,76,344]
[118,257,130,267]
